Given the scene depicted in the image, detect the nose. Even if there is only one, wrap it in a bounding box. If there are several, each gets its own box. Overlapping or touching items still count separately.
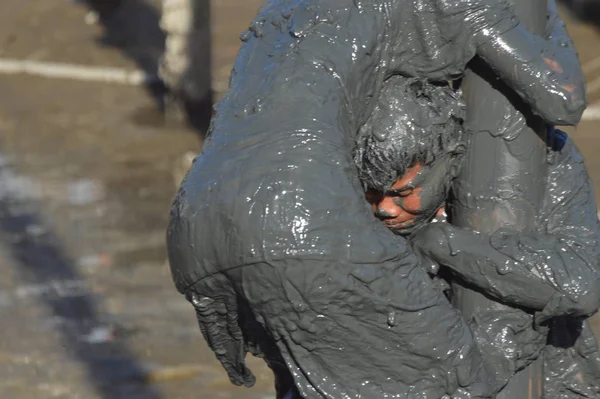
[375,197,401,219]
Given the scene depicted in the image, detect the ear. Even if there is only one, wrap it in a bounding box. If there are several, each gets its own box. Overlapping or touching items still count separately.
[448,141,466,157]
[447,141,466,178]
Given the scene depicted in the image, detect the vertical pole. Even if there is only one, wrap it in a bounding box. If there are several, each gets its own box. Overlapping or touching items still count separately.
[160,0,213,131]
[189,0,212,106]
[450,1,548,398]
[188,0,213,131]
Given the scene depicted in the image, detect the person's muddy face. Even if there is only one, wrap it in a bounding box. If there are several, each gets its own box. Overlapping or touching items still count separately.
[366,158,452,236]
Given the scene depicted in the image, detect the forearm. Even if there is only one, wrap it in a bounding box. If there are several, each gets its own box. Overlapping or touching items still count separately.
[412,224,600,319]
[475,1,586,125]
[412,225,556,310]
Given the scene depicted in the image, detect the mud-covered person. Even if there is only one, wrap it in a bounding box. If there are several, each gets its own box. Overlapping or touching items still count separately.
[168,0,591,397]
[354,76,600,396]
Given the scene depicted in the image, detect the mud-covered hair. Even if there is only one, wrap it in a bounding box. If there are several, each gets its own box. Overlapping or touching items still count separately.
[354,76,465,192]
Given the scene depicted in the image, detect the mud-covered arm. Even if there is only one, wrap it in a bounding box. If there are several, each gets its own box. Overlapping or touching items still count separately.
[474,0,587,125]
[411,136,600,322]
[411,224,600,323]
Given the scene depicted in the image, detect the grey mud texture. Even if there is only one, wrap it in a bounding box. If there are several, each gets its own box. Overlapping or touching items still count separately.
[446,0,597,397]
[452,0,555,398]
[167,1,594,398]
[411,133,600,398]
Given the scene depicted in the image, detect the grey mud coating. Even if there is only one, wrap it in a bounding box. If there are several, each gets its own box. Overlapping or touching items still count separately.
[450,0,588,397]
[167,0,597,398]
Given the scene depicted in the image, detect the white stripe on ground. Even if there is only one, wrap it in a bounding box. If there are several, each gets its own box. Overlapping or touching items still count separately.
[587,75,600,96]
[0,58,159,85]
[582,56,600,97]
[582,56,600,74]
[582,104,600,121]
[0,57,598,107]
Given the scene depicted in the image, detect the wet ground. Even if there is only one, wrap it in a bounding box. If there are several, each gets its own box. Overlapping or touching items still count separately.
[0,1,598,398]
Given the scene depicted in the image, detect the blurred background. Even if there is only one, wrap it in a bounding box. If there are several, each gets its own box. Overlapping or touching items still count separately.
[0,1,597,398]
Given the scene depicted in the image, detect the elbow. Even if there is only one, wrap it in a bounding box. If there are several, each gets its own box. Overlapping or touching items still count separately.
[536,85,587,126]
[569,283,600,318]
[166,188,202,295]
[542,280,600,320]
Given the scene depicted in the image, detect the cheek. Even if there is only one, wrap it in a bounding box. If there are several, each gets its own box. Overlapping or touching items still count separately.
[416,185,446,213]
[400,188,423,212]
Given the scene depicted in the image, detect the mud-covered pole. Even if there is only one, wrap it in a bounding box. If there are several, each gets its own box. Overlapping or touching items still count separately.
[450,1,548,398]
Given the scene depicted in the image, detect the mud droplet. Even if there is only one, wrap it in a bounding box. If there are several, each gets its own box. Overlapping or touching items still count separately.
[240,30,252,42]
[387,311,397,327]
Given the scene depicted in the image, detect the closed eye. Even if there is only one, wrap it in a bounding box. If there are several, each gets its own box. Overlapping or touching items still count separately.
[388,187,414,197]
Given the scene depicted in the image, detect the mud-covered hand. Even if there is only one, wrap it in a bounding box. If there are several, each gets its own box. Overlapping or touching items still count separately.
[474,0,587,125]
[186,282,256,388]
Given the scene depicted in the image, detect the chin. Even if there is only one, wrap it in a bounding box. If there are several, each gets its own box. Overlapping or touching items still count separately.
[387,223,417,236]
